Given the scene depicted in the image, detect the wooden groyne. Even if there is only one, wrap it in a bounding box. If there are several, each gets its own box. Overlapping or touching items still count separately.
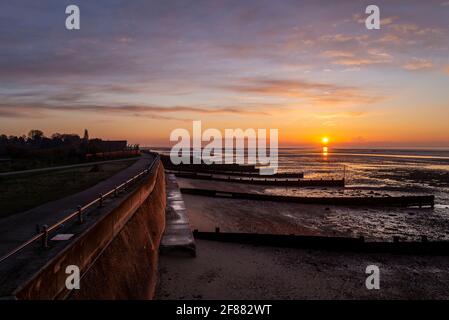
[175,172,343,187]
[181,188,435,208]
[160,154,259,173]
[193,230,449,255]
[168,170,304,179]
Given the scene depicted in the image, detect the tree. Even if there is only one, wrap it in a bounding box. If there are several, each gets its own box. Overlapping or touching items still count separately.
[51,133,62,140]
[28,130,44,141]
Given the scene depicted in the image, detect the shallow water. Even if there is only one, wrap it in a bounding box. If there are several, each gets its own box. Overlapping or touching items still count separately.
[156,147,449,240]
[275,148,449,200]
[272,148,449,240]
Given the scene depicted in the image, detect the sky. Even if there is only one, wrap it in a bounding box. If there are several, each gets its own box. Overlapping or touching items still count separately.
[0,0,449,147]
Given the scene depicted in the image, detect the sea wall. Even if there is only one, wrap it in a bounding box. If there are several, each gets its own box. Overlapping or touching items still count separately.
[14,160,166,300]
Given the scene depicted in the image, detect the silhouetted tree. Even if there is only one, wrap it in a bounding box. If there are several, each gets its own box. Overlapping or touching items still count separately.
[0,129,129,161]
[28,130,44,142]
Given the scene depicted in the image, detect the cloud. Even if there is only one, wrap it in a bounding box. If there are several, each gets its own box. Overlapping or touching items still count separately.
[376,34,402,44]
[319,34,369,43]
[56,105,269,116]
[332,57,386,66]
[0,109,33,118]
[1,0,448,142]
[314,111,366,120]
[352,14,397,26]
[321,50,354,58]
[321,48,392,67]
[221,78,383,106]
[0,103,269,121]
[403,58,434,71]
[381,17,398,26]
[389,23,442,37]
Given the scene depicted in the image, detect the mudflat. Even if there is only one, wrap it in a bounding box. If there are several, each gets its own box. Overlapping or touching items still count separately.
[157,239,449,300]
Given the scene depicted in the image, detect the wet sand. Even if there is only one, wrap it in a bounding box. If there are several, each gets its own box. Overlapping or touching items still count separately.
[156,175,449,299]
[157,240,449,299]
[178,178,449,241]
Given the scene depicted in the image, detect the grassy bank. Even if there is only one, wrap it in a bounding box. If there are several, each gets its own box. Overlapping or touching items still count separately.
[0,154,140,173]
[0,160,137,219]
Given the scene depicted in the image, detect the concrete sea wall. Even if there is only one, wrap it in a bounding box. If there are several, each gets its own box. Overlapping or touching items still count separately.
[14,160,166,300]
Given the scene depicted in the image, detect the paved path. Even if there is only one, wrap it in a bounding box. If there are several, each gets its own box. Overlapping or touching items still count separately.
[0,154,156,257]
[0,157,141,177]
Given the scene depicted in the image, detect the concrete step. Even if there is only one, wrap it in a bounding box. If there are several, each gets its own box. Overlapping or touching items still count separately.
[160,174,196,257]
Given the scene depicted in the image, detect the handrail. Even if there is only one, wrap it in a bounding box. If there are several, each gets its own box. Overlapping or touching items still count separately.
[0,154,160,265]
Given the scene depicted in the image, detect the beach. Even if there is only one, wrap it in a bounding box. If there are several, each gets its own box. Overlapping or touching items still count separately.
[157,240,449,299]
[168,148,449,241]
[156,148,449,299]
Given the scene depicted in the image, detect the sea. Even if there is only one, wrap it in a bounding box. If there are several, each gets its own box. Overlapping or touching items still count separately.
[151,147,449,241]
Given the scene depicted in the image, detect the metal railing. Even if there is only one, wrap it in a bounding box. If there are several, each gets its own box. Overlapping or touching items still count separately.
[0,154,160,265]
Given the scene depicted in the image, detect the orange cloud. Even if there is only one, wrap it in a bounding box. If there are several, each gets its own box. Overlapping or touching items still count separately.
[322,48,392,66]
[321,50,354,58]
[221,78,383,107]
[390,23,442,37]
[352,14,397,26]
[403,58,433,71]
[314,111,366,120]
[320,34,368,43]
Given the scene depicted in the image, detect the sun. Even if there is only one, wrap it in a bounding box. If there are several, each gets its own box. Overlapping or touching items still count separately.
[322,137,329,145]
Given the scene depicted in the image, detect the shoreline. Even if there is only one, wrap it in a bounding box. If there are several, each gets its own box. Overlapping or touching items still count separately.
[157,239,449,300]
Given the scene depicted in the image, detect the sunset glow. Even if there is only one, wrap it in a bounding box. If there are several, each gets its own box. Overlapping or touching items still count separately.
[0,1,448,148]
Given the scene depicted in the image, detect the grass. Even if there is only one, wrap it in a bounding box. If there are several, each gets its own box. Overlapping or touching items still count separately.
[0,160,137,219]
[0,155,140,173]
